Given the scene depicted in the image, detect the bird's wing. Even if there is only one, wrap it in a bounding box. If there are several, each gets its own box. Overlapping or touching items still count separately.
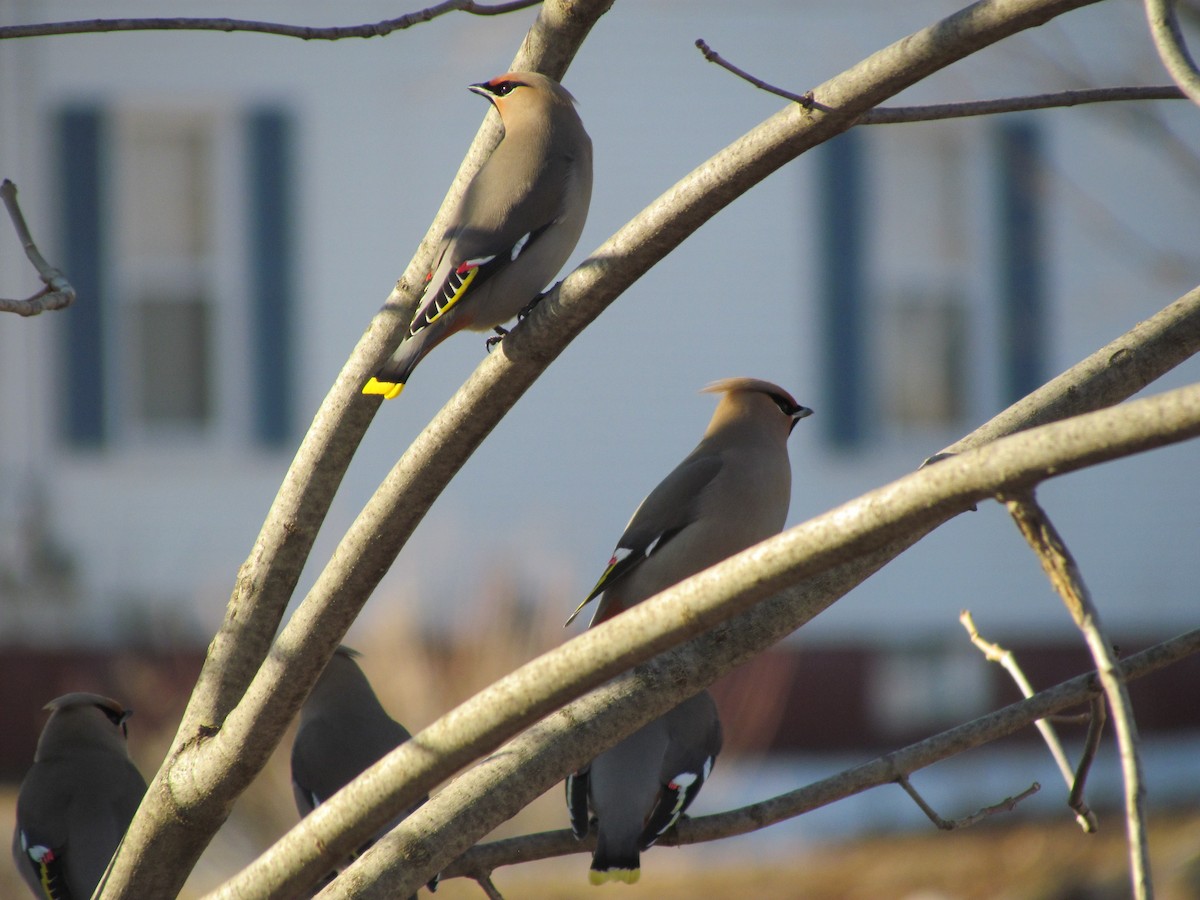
[13,826,70,900]
[638,693,723,850]
[566,454,723,626]
[565,766,592,840]
[406,218,554,338]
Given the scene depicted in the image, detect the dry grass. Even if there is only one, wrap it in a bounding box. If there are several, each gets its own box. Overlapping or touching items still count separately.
[5,586,1198,898]
[431,811,1200,900]
[4,778,1199,899]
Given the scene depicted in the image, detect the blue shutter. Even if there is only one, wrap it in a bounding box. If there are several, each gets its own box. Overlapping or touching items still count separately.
[58,106,107,447]
[816,130,867,448]
[996,119,1045,404]
[247,108,295,447]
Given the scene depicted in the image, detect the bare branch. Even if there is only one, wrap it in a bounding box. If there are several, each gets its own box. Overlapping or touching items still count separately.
[102,1,614,896]
[1003,493,1151,899]
[0,1,542,41]
[693,35,1185,121]
[862,86,1187,122]
[1145,0,1200,107]
[1069,695,1107,827]
[694,38,820,108]
[433,628,1200,882]
[0,179,76,316]
[896,773,1041,830]
[960,609,1098,831]
[227,382,1200,899]
[473,873,506,899]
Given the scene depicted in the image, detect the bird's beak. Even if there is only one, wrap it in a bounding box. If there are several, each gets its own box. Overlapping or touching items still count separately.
[789,405,814,433]
[468,82,493,101]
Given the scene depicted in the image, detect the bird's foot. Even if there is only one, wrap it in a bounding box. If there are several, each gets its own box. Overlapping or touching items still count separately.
[485,326,508,352]
[517,290,548,322]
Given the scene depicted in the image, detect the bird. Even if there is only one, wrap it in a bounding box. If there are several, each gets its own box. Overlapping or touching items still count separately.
[12,692,148,900]
[363,71,593,398]
[567,690,722,885]
[291,646,435,897]
[566,378,812,629]
[565,377,812,884]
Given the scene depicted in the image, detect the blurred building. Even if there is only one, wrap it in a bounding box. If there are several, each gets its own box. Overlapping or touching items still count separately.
[1,0,1198,765]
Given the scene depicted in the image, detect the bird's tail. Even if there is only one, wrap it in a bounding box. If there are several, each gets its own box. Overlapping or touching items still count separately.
[589,834,640,885]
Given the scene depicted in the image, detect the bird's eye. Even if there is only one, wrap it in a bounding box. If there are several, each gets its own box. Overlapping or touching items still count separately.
[493,81,517,97]
[771,395,799,416]
[97,704,130,732]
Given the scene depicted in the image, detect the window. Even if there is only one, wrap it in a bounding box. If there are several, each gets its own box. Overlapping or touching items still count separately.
[115,111,216,434]
[56,104,296,450]
[878,290,967,427]
[813,119,1045,447]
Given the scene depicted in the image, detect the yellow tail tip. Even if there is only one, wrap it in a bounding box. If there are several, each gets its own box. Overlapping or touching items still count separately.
[362,377,404,399]
[589,868,640,885]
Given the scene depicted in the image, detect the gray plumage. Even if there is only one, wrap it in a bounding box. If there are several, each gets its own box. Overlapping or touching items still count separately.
[291,647,433,896]
[567,377,812,628]
[365,71,593,398]
[12,692,147,900]
[568,691,722,885]
[566,378,811,884]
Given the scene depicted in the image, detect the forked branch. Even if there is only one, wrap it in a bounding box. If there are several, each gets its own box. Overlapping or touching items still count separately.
[960,609,1098,831]
[0,179,76,316]
[1003,492,1150,899]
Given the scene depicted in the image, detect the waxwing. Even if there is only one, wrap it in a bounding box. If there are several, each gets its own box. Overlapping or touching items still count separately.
[566,378,811,883]
[567,690,722,885]
[364,71,593,398]
[567,378,812,629]
[12,693,147,900]
[291,646,435,896]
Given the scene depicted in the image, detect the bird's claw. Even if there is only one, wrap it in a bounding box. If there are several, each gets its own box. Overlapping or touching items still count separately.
[518,291,548,322]
[485,326,508,352]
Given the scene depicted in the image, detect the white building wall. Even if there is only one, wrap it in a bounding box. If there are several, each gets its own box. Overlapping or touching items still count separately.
[0,0,1196,646]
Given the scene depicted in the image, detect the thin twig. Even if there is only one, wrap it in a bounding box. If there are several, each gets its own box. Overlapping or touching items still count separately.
[1145,0,1200,107]
[862,86,1187,122]
[695,38,820,108]
[1003,491,1152,900]
[694,37,1185,122]
[0,1,541,41]
[1069,695,1107,827]
[0,179,76,316]
[437,629,1200,881]
[959,610,1098,832]
[897,773,1041,831]
[474,873,505,899]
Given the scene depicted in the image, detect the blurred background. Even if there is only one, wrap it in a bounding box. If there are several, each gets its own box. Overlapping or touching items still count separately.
[1,0,1199,896]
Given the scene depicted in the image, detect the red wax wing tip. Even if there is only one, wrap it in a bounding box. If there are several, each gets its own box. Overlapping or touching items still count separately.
[455,261,475,275]
[607,554,617,566]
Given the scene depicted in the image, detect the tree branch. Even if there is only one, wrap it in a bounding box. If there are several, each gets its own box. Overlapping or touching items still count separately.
[380,627,1200,892]
[101,2,614,897]
[862,86,1187,122]
[1069,695,1107,828]
[217,382,1200,898]
[1003,492,1151,899]
[960,609,1098,831]
[0,179,76,315]
[896,773,1041,830]
[0,2,542,41]
[1144,0,1200,107]
[694,36,1186,121]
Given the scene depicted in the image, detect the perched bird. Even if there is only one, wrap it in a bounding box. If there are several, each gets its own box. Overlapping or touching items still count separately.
[12,693,147,900]
[565,378,811,884]
[567,690,722,885]
[566,378,812,629]
[291,646,434,896]
[364,71,593,398]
